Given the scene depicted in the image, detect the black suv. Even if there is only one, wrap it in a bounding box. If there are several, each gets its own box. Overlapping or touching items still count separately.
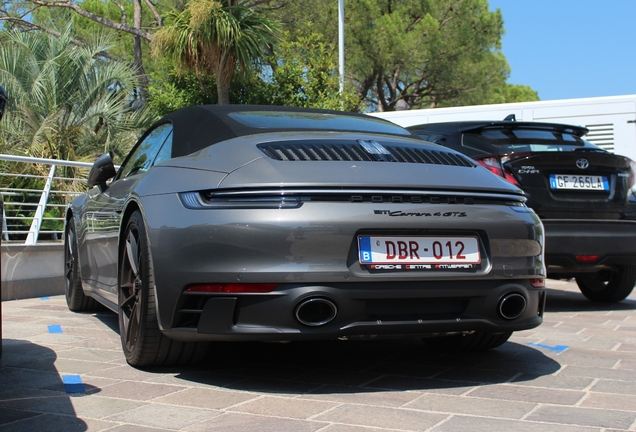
[408,118,636,302]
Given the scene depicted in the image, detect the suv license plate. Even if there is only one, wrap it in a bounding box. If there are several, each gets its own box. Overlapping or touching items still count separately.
[549,174,609,190]
[358,236,480,264]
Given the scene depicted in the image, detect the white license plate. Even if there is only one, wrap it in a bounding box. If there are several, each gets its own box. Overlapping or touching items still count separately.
[358,236,481,264]
[549,174,609,190]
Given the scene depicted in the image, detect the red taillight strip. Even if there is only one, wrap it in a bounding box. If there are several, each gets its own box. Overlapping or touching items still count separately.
[628,159,636,189]
[575,255,600,263]
[185,283,278,293]
[530,278,545,288]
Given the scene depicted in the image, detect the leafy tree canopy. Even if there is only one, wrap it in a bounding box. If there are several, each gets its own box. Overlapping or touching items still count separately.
[266,0,539,111]
[148,26,360,114]
[147,60,271,116]
[267,28,360,111]
[1,0,540,114]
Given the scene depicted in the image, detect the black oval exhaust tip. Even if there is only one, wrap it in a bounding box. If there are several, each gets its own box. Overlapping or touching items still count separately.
[498,293,527,320]
[295,298,337,327]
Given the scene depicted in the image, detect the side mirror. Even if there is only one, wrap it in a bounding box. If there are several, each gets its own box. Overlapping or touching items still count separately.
[87,152,117,191]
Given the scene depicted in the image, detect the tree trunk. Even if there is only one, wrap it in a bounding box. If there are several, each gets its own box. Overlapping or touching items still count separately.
[217,79,231,105]
[215,59,233,105]
[133,0,149,103]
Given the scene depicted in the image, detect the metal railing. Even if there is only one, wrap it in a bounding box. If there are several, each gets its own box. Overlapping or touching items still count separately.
[0,154,92,245]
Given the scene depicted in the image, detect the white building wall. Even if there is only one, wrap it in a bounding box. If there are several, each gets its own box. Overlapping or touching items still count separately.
[370,95,636,161]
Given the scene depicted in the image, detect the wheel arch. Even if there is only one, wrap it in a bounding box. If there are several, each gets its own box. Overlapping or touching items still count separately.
[119,200,142,237]
[65,207,73,223]
[63,207,80,275]
[117,199,165,328]
[117,199,143,272]
[64,205,78,235]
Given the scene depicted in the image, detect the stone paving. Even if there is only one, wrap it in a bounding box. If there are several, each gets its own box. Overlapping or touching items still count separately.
[1,279,636,431]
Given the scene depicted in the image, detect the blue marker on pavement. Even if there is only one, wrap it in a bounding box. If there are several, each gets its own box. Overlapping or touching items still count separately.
[527,342,568,354]
[48,325,63,334]
[62,375,85,394]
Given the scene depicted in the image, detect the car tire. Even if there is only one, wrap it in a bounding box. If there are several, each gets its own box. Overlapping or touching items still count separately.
[575,266,636,303]
[422,331,512,351]
[64,218,98,312]
[118,210,208,367]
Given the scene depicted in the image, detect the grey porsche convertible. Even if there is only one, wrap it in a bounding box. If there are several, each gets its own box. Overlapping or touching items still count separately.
[65,105,546,367]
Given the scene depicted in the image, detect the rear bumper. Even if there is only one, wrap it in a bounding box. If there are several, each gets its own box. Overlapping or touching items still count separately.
[162,280,545,342]
[140,193,545,335]
[543,219,636,273]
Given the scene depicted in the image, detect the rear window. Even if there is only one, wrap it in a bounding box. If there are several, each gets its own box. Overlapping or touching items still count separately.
[466,127,601,153]
[228,111,412,136]
[414,133,446,143]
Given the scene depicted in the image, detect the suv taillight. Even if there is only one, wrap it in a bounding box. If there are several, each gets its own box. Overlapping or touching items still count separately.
[628,159,636,199]
[474,155,522,187]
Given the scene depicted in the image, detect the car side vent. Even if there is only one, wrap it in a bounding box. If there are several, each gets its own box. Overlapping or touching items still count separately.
[258,141,476,167]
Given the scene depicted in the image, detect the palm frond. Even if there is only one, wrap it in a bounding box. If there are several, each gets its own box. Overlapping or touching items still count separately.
[0,23,151,171]
[151,0,280,102]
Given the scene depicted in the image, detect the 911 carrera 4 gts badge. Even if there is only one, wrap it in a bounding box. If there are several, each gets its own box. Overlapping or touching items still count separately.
[374,210,467,217]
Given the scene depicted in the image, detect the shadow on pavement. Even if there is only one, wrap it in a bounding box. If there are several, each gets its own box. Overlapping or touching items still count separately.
[165,338,561,394]
[0,339,98,432]
[87,302,560,394]
[90,310,119,333]
[90,304,561,395]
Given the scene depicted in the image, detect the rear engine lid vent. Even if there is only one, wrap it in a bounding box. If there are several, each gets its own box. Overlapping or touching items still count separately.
[258,140,476,168]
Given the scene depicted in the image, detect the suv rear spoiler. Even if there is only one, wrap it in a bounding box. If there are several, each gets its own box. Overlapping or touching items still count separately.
[460,121,589,138]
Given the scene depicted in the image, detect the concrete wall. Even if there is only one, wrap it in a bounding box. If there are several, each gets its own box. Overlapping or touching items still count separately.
[1,243,65,301]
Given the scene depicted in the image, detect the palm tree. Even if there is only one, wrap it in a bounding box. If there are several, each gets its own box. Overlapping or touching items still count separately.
[152,0,279,105]
[0,25,153,238]
[0,24,153,164]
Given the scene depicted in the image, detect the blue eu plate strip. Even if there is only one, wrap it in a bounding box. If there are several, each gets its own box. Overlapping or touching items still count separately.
[62,375,85,394]
[359,236,372,263]
[48,325,63,334]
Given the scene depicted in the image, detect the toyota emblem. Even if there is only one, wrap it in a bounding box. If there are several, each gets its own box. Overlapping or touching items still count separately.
[576,158,589,169]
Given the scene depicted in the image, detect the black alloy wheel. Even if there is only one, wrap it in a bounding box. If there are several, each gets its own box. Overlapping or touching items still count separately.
[64,218,97,311]
[118,210,207,367]
[575,266,636,303]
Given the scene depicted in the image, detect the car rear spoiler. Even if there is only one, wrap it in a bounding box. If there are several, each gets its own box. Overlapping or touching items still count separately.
[459,120,589,138]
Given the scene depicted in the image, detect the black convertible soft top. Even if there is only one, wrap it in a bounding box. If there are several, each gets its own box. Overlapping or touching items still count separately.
[157,105,413,158]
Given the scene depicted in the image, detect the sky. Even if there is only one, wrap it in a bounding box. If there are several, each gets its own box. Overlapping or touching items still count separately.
[488,0,636,101]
